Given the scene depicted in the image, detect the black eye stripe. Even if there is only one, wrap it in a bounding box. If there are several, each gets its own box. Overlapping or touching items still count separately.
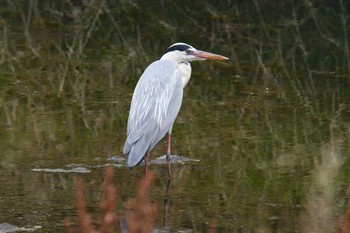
[165,44,191,53]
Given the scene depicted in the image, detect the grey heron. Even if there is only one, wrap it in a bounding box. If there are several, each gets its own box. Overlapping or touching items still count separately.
[123,42,229,177]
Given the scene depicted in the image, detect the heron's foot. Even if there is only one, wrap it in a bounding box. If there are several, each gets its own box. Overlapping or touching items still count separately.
[166,154,172,179]
[149,154,199,165]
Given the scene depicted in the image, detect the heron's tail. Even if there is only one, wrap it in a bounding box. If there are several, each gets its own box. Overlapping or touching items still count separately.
[123,135,149,168]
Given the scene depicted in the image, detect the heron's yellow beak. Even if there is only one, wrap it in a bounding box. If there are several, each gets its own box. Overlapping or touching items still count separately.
[193,50,229,60]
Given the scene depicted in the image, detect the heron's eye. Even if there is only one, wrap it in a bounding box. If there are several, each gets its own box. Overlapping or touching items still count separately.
[185,49,193,55]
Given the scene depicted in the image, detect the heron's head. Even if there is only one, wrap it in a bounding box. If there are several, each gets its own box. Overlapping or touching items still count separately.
[160,42,229,63]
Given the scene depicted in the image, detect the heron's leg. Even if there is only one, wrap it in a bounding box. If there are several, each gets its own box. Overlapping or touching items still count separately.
[166,132,171,156]
[144,152,150,176]
[166,132,172,179]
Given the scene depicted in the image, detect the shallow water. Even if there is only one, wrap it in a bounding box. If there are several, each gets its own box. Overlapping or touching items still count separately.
[1,76,348,232]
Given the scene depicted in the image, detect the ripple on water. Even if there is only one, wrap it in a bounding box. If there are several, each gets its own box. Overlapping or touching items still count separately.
[107,154,200,165]
[31,166,91,173]
[0,223,42,232]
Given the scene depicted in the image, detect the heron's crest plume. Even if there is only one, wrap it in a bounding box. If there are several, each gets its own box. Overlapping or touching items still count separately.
[165,42,195,53]
[160,42,199,63]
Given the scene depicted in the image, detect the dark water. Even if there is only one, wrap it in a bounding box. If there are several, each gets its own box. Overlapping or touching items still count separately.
[1,1,350,232]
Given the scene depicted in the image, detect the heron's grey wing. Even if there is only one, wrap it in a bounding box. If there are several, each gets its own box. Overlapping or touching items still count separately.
[123,60,183,167]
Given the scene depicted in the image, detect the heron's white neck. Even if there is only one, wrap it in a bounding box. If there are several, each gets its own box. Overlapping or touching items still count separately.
[160,52,183,63]
[160,52,192,88]
[178,62,192,88]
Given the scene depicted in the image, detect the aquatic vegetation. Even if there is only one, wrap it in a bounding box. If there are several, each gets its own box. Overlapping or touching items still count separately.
[64,166,156,233]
